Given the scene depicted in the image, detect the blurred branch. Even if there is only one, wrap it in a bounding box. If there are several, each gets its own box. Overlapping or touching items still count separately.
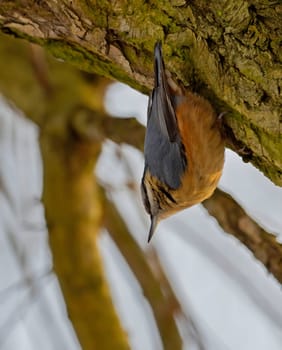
[101,117,145,150]
[203,188,282,284]
[0,269,52,302]
[146,249,205,350]
[0,33,145,151]
[0,272,54,348]
[41,131,130,349]
[103,191,205,350]
[174,221,282,329]
[103,194,182,349]
[70,108,144,150]
[0,33,110,126]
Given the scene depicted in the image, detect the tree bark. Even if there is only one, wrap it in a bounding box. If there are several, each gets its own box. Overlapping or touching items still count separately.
[0,0,281,185]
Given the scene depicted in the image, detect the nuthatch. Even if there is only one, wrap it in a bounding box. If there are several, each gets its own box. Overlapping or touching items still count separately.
[141,42,225,242]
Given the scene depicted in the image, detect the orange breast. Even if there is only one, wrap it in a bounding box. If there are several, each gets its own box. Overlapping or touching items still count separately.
[173,92,225,207]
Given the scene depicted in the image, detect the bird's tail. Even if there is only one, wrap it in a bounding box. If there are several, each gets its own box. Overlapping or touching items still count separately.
[154,41,167,89]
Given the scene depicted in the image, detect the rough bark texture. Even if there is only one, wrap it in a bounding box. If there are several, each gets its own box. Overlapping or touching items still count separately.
[0,0,281,185]
[203,188,282,283]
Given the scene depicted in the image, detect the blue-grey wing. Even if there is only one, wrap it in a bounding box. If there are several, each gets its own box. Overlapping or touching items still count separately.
[144,41,187,189]
[145,87,187,190]
[152,41,179,143]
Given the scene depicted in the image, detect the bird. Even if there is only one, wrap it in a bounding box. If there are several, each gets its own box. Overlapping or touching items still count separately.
[141,41,225,242]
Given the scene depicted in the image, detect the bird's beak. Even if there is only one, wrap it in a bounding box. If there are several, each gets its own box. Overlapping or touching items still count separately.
[147,215,158,243]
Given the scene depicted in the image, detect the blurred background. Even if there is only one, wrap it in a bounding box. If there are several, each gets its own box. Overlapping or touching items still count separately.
[0,34,282,350]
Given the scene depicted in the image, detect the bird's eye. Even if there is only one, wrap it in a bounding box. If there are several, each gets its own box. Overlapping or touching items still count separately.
[141,181,151,215]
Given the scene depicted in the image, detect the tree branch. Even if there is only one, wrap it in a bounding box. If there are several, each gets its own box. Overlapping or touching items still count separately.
[202,188,282,284]
[70,108,145,150]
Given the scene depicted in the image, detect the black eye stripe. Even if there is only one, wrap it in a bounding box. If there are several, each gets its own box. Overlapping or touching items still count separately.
[159,186,177,204]
[152,185,176,207]
[141,173,176,215]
